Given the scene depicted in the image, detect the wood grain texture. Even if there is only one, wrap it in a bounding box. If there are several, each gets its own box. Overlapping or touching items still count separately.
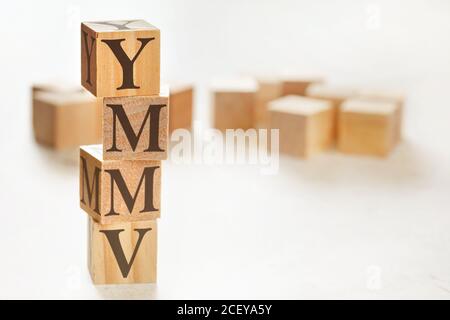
[33,90,101,150]
[169,84,193,133]
[268,96,334,158]
[102,93,169,160]
[88,217,157,284]
[338,99,399,157]
[81,20,160,98]
[80,145,161,224]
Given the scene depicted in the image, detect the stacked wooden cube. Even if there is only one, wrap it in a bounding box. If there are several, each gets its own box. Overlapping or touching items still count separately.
[79,20,168,284]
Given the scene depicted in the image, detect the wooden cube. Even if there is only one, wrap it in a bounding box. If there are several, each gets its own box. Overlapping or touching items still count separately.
[338,99,400,157]
[80,145,161,224]
[356,89,405,143]
[305,84,358,137]
[268,95,334,158]
[33,90,101,150]
[212,77,257,131]
[88,217,157,284]
[81,20,160,98]
[102,88,169,160]
[32,82,84,98]
[254,77,283,129]
[168,83,194,133]
[281,76,324,96]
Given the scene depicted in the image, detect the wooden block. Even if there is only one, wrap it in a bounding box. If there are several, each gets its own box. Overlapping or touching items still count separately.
[268,95,334,158]
[356,89,404,143]
[356,89,404,105]
[33,90,101,150]
[338,99,400,157]
[168,83,194,133]
[81,20,160,97]
[212,77,258,131]
[281,76,324,96]
[88,217,157,284]
[305,84,357,109]
[254,78,283,129]
[305,84,358,108]
[80,145,161,224]
[102,88,169,160]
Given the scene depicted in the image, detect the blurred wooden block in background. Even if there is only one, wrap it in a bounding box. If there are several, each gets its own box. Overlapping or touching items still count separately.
[305,84,357,109]
[305,84,358,137]
[33,89,101,150]
[254,77,283,129]
[254,76,324,128]
[102,87,169,160]
[88,217,157,284]
[269,95,334,158]
[168,83,193,133]
[212,77,258,131]
[338,99,400,157]
[81,20,160,97]
[356,89,404,106]
[32,82,84,98]
[356,89,405,143]
[80,145,161,224]
[281,76,324,96]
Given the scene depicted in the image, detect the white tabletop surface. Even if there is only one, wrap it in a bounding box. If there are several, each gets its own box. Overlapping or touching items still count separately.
[1,0,450,299]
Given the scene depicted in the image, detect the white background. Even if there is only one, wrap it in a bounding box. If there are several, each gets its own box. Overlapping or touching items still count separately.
[0,0,450,299]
